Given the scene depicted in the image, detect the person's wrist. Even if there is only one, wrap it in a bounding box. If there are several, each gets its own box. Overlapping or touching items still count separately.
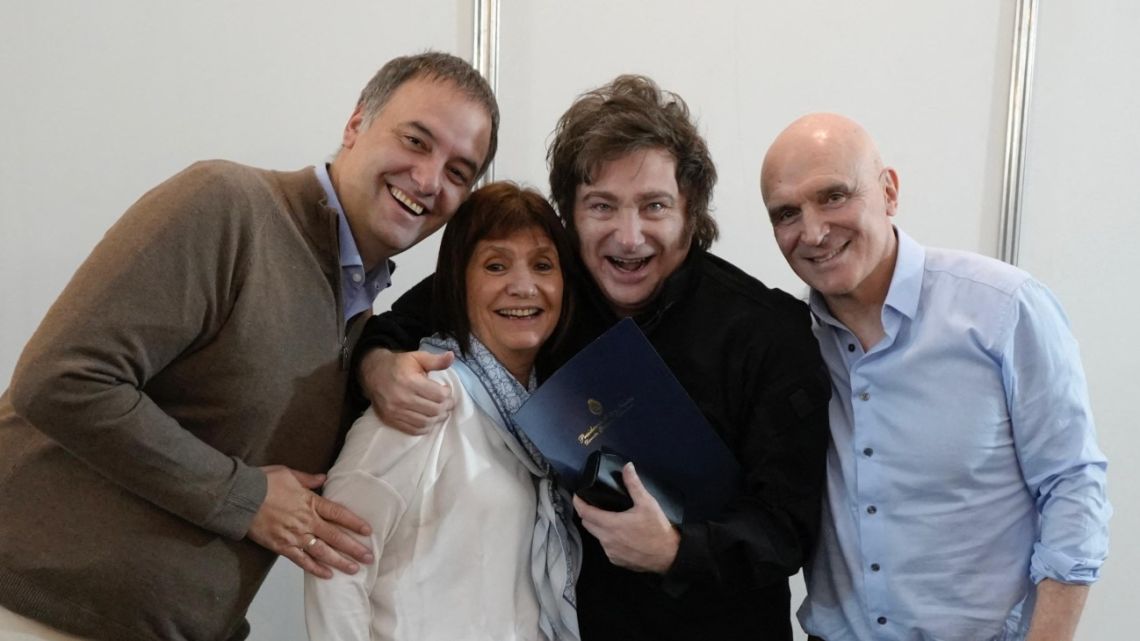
[358,348,390,399]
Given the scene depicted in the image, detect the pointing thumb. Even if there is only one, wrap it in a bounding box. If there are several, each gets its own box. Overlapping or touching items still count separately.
[415,349,455,374]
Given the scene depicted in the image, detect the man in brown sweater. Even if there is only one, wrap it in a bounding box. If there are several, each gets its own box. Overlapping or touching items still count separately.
[0,52,497,641]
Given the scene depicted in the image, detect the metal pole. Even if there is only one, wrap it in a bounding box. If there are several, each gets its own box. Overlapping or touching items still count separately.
[472,0,500,184]
[998,0,1039,265]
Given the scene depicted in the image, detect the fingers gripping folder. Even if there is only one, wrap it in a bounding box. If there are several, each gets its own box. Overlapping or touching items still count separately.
[513,318,741,525]
[577,448,685,525]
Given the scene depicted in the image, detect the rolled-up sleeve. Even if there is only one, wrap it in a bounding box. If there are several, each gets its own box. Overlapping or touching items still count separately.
[1002,279,1111,584]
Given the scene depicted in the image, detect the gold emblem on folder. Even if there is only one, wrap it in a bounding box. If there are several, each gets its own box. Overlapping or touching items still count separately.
[577,396,635,446]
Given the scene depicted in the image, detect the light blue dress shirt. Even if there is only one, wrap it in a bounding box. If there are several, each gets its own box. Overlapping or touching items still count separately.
[313,163,392,321]
[798,229,1110,641]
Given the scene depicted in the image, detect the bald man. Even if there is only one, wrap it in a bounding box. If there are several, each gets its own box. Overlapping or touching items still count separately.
[760,113,1111,641]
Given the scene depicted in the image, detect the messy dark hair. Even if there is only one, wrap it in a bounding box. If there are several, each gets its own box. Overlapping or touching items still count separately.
[547,74,717,249]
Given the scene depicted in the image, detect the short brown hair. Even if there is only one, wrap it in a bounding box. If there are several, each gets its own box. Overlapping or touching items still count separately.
[547,74,718,250]
[432,182,575,357]
[356,51,500,180]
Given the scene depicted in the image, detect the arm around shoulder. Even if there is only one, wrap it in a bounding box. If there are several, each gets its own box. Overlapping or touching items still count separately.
[350,275,437,391]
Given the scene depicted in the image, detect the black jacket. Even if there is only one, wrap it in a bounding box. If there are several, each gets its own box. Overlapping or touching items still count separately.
[353,248,831,640]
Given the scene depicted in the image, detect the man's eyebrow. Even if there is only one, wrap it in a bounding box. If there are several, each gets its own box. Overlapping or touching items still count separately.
[578,189,678,202]
[406,121,435,142]
[637,190,677,203]
[579,188,617,200]
[406,121,480,175]
[765,180,854,216]
[766,201,798,219]
[764,191,794,215]
[814,180,854,197]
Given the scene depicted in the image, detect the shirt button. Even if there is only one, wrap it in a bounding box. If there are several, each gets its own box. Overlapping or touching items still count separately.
[866,505,877,515]
[352,272,363,283]
[863,447,874,457]
[847,343,856,352]
[871,563,881,571]
[859,392,870,401]
[877,616,887,625]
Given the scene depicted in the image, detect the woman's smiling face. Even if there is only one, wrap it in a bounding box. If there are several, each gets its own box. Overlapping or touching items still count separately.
[465,227,563,380]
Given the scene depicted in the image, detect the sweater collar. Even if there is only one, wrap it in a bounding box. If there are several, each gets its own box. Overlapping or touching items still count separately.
[272,166,340,272]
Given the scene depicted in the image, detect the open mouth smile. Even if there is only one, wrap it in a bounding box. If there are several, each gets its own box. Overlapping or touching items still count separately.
[389,185,427,216]
[806,242,849,265]
[606,256,652,272]
[496,307,543,319]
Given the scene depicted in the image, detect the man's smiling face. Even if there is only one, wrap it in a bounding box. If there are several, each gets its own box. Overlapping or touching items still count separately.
[331,77,492,269]
[761,114,898,306]
[573,147,691,317]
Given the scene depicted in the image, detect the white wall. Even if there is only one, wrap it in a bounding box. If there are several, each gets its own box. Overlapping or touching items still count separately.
[0,0,470,385]
[495,0,1014,298]
[0,2,1132,640]
[1017,1,1139,638]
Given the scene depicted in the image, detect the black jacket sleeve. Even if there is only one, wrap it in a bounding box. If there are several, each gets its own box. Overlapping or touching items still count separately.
[666,309,832,591]
[347,273,437,407]
[669,371,830,590]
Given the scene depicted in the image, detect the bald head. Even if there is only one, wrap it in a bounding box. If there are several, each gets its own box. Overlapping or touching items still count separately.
[760,113,900,309]
[760,113,883,202]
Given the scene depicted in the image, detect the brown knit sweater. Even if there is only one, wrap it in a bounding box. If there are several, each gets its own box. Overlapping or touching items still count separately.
[0,161,368,641]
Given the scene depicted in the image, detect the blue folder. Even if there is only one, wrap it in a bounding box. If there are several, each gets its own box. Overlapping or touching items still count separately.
[513,318,742,521]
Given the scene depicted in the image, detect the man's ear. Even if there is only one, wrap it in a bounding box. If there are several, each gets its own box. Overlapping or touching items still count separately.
[881,167,900,218]
[341,104,366,150]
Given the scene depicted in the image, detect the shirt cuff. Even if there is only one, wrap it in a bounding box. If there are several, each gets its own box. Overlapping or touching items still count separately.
[1030,541,1103,585]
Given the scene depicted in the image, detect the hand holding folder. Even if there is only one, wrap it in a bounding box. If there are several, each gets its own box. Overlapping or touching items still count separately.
[513,319,742,523]
[577,448,685,525]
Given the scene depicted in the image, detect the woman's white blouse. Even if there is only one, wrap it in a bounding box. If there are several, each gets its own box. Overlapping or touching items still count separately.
[304,367,545,641]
